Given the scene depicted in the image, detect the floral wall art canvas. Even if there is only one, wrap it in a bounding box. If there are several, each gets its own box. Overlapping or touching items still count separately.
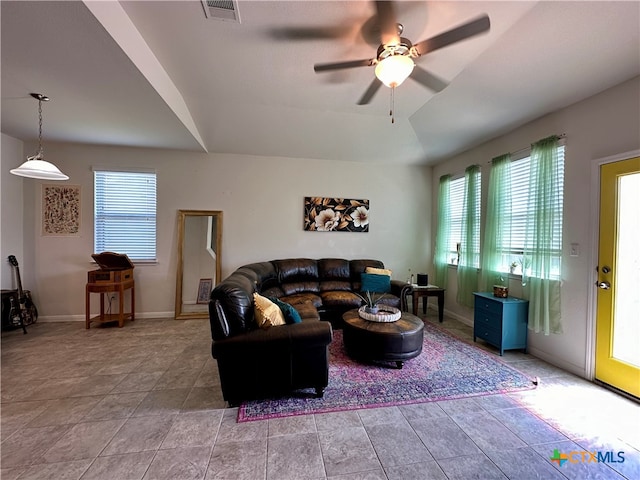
[42,184,81,236]
[304,197,370,232]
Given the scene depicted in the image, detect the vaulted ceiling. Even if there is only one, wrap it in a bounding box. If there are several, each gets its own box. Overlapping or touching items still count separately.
[2,1,639,165]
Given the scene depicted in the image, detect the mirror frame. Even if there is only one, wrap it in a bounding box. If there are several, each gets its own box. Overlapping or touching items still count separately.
[175,209,223,319]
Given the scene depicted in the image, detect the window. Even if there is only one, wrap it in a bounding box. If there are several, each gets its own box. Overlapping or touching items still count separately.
[499,144,565,277]
[94,170,157,262]
[447,172,481,267]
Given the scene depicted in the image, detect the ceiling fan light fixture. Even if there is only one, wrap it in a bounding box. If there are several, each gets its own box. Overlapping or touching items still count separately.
[10,93,69,181]
[375,54,414,88]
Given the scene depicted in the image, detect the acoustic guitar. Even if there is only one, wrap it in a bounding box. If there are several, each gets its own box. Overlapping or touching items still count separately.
[7,255,38,332]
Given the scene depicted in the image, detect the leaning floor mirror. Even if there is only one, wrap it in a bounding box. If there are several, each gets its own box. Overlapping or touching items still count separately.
[175,210,222,319]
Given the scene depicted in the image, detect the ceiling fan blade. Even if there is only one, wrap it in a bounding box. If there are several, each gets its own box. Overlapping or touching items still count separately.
[266,26,349,41]
[410,66,448,92]
[413,14,490,56]
[314,58,375,72]
[375,1,400,45]
[357,78,383,105]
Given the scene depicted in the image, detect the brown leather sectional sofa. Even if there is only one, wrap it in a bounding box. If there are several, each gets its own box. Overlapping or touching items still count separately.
[208,258,406,405]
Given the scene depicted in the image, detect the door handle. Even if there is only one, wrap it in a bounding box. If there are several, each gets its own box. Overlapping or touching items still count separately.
[596,281,611,290]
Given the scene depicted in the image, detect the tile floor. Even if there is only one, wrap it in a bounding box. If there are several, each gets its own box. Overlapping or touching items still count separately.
[1,314,638,480]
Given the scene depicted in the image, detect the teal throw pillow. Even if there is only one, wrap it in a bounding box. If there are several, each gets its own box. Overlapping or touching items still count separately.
[360,273,391,293]
[269,297,302,324]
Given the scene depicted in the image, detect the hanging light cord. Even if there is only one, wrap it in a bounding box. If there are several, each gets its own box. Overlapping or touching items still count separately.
[28,93,49,160]
[31,94,49,160]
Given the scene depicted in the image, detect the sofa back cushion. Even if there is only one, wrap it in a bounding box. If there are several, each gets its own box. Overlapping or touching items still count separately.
[318,258,351,292]
[236,262,279,292]
[274,259,320,295]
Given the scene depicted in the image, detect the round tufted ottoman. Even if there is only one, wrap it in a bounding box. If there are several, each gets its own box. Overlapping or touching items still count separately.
[342,309,424,369]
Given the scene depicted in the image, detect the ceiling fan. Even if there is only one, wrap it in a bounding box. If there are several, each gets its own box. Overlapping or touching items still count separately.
[308,1,491,106]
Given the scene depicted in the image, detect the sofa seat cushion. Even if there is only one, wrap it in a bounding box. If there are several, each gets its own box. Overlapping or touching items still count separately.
[320,290,363,309]
[281,293,322,308]
[293,301,321,321]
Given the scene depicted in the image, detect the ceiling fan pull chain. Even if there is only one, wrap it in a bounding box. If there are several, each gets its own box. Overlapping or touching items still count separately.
[390,87,395,124]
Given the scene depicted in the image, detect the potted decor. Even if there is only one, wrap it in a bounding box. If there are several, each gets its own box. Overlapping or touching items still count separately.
[355,291,401,322]
[356,291,390,314]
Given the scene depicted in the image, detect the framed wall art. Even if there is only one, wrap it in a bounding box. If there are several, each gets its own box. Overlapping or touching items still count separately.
[304,197,370,232]
[42,184,81,236]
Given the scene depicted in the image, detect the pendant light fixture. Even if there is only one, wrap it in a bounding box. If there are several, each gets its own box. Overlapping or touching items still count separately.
[10,93,69,181]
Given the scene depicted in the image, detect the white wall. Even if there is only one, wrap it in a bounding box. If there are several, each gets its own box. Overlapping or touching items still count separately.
[10,144,431,320]
[431,76,640,377]
[1,134,25,289]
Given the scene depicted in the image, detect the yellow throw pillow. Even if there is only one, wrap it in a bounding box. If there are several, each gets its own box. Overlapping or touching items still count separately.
[365,266,392,277]
[253,293,286,329]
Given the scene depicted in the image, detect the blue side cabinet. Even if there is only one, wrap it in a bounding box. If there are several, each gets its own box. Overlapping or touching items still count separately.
[473,292,528,356]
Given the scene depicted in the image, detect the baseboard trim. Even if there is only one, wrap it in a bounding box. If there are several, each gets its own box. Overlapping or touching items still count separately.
[526,346,586,379]
[441,307,473,327]
[38,311,175,322]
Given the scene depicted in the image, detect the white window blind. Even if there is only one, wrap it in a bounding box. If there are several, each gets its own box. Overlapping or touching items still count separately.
[502,145,565,276]
[448,176,464,264]
[447,173,481,267]
[94,170,157,261]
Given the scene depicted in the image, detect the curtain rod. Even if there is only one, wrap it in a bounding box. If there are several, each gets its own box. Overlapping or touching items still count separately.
[487,133,566,163]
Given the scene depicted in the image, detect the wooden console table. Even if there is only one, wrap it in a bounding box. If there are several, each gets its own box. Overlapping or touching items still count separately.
[403,284,445,323]
[85,279,135,329]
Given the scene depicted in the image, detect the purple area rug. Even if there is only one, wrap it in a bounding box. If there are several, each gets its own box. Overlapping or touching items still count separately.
[237,321,536,422]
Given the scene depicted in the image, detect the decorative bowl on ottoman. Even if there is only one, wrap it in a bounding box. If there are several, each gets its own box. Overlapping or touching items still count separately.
[358,305,401,323]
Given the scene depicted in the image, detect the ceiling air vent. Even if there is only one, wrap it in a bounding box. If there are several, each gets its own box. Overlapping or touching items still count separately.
[201,0,241,23]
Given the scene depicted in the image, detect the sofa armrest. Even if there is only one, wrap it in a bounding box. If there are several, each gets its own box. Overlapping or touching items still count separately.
[390,279,409,296]
[211,320,332,358]
[390,279,411,310]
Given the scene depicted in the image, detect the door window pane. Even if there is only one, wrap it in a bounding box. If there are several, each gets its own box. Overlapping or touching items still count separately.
[612,172,640,367]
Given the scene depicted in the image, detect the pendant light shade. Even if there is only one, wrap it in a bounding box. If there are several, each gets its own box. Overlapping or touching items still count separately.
[10,155,69,180]
[10,93,68,181]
